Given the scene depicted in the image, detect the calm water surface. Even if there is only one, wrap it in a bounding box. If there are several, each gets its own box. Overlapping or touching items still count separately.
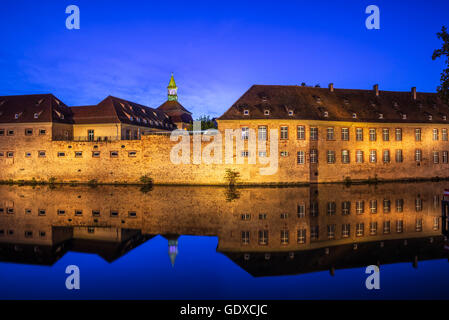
[0,182,448,299]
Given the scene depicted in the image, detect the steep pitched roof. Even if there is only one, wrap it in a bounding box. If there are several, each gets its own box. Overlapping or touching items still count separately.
[218,85,449,124]
[157,100,192,115]
[72,96,176,130]
[0,94,74,124]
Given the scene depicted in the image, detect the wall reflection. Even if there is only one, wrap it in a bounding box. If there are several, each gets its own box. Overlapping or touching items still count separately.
[0,182,448,276]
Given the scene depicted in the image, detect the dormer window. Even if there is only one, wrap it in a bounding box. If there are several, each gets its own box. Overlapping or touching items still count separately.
[402,114,407,120]
[343,98,350,105]
[130,116,134,121]
[352,113,357,119]
[443,115,447,121]
[264,110,270,116]
[60,114,64,120]
[243,110,249,115]
[14,113,21,119]
[323,111,329,118]
[428,115,433,121]
[378,113,383,119]
[288,110,294,116]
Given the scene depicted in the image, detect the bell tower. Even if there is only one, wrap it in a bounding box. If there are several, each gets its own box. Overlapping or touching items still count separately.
[167,73,178,101]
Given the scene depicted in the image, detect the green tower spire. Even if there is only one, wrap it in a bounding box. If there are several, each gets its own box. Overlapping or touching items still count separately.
[167,73,178,101]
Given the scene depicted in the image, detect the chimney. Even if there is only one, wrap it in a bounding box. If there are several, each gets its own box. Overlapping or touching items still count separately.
[373,84,379,97]
[411,87,416,100]
[328,83,334,92]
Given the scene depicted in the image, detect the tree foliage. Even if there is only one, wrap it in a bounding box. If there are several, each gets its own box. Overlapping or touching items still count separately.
[188,115,217,130]
[432,26,449,104]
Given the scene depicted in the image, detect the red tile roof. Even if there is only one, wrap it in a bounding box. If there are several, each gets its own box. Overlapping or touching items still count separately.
[71,96,176,130]
[0,94,74,124]
[218,85,449,123]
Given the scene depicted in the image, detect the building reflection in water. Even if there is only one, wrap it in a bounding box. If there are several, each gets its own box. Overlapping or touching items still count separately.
[0,182,448,276]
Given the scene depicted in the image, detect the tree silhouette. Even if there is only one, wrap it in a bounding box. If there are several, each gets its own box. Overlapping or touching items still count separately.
[432,26,449,104]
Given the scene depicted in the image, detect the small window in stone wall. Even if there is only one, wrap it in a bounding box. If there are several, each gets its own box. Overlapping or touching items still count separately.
[25,152,31,158]
[0,152,4,157]
[92,151,100,158]
[128,211,137,218]
[0,129,4,136]
[38,209,46,216]
[39,129,46,135]
[7,130,14,136]
[128,151,137,157]
[7,151,14,158]
[38,151,46,158]
[92,210,100,217]
[75,151,83,158]
[110,151,119,158]
[25,128,33,136]
[75,210,83,216]
[110,210,119,217]
[58,152,66,157]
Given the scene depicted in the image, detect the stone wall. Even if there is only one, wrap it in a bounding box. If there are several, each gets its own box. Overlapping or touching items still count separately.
[1,119,449,184]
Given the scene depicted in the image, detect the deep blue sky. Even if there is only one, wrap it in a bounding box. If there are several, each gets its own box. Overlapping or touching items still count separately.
[0,0,448,118]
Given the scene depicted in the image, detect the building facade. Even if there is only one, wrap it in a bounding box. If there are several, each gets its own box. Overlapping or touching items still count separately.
[1,82,449,185]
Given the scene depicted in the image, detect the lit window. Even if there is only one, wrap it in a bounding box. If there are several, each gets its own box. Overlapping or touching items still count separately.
[395,128,402,141]
[258,230,268,245]
[341,128,349,141]
[327,127,334,140]
[415,219,423,232]
[241,231,250,244]
[383,199,391,213]
[369,128,376,141]
[309,149,318,163]
[243,110,249,115]
[327,150,336,164]
[356,201,365,214]
[396,220,404,233]
[258,126,267,140]
[281,229,289,244]
[241,127,249,140]
[382,128,389,141]
[433,151,439,164]
[356,150,364,163]
[433,128,439,141]
[395,149,403,163]
[396,199,404,212]
[342,224,350,238]
[342,201,351,215]
[297,204,305,218]
[370,200,377,213]
[327,224,336,239]
[415,149,422,162]
[280,126,288,140]
[415,198,422,212]
[341,150,350,164]
[297,229,306,244]
[356,128,363,141]
[327,202,336,216]
[310,127,318,141]
[264,110,270,116]
[383,221,391,234]
[443,129,448,141]
[356,223,364,236]
[297,126,305,140]
[415,128,422,141]
[310,226,319,240]
[369,150,377,163]
[383,150,390,163]
[443,151,448,164]
[297,151,305,164]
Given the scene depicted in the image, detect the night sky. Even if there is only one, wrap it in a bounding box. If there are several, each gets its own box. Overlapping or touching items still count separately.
[0,0,448,118]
